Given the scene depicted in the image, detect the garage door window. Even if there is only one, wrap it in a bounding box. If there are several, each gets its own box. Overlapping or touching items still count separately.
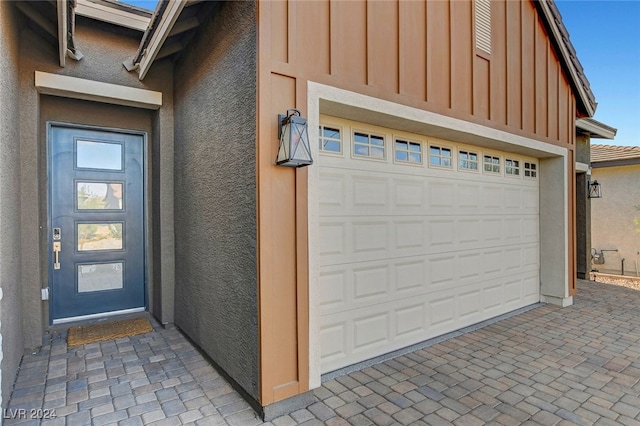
[319,125,342,154]
[429,145,453,168]
[483,155,501,174]
[459,150,479,171]
[395,139,422,164]
[353,131,385,159]
[524,162,538,178]
[505,159,520,176]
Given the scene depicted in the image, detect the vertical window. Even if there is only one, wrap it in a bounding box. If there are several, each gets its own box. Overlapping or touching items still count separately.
[505,159,520,176]
[475,0,491,54]
[318,125,342,153]
[395,139,422,164]
[429,145,453,168]
[483,155,500,173]
[524,162,538,178]
[459,150,479,171]
[353,132,385,159]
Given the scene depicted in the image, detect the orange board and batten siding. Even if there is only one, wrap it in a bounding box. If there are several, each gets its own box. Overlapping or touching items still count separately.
[257,0,578,405]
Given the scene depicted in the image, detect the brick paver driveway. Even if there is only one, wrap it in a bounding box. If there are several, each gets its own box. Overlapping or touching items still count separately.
[5,280,640,425]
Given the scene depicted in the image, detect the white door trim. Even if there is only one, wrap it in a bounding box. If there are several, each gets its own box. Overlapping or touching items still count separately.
[35,71,162,110]
[306,81,570,389]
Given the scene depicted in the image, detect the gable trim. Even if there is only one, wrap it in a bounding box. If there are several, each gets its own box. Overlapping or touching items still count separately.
[535,0,596,117]
[34,71,162,110]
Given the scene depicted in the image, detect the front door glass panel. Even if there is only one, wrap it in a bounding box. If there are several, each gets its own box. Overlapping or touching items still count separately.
[77,182,124,210]
[76,140,123,170]
[78,262,124,292]
[77,223,123,251]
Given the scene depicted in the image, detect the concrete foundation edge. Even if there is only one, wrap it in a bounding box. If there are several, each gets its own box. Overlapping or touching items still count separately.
[262,391,317,422]
[540,294,574,307]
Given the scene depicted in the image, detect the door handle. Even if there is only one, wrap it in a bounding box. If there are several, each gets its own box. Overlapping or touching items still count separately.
[53,242,61,270]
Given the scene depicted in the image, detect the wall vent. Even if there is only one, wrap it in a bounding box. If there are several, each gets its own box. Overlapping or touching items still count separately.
[475,0,492,54]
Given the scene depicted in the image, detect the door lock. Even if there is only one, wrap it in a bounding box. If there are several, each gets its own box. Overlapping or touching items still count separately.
[53,241,61,270]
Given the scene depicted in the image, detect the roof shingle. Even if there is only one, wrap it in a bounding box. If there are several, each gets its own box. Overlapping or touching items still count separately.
[591,144,640,164]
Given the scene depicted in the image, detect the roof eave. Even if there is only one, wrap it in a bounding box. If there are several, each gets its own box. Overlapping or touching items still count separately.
[75,0,151,32]
[576,118,617,140]
[124,0,185,80]
[57,0,68,67]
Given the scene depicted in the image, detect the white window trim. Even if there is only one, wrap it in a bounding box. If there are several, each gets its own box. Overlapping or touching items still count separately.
[458,149,480,173]
[524,162,539,179]
[428,144,454,169]
[351,129,387,162]
[318,124,344,156]
[393,138,423,166]
[505,158,522,178]
[482,153,502,175]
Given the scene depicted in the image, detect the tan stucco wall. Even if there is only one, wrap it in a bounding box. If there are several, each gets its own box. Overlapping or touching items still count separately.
[16,11,175,347]
[0,0,25,407]
[591,164,640,275]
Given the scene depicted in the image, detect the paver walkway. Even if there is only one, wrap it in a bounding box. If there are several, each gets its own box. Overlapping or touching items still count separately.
[5,280,640,425]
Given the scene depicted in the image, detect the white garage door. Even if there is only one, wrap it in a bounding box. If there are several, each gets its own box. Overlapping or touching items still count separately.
[318,116,540,373]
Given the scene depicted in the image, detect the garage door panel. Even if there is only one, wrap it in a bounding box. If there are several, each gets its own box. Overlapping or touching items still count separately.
[457,183,481,209]
[353,265,390,303]
[320,322,348,365]
[319,247,539,316]
[429,219,457,249]
[352,176,389,208]
[394,179,426,207]
[318,119,540,373]
[459,289,482,321]
[396,303,427,338]
[353,313,390,351]
[429,181,456,207]
[318,269,348,310]
[458,219,483,244]
[353,221,389,254]
[429,295,457,327]
[319,271,540,372]
[319,172,346,209]
[429,256,456,288]
[395,260,426,292]
[458,252,483,280]
[523,245,539,269]
[322,166,538,217]
[319,216,538,266]
[395,220,425,249]
[319,221,347,257]
[505,278,524,306]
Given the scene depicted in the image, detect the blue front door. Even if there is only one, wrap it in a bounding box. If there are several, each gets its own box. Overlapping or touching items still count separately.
[49,124,146,323]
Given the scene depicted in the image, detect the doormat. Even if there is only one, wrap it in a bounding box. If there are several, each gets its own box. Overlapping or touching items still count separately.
[67,317,153,347]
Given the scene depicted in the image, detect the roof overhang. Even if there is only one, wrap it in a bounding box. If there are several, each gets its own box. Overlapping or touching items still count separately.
[592,158,640,168]
[75,0,151,32]
[136,0,185,79]
[124,0,213,80]
[57,0,68,67]
[535,0,597,117]
[576,118,617,140]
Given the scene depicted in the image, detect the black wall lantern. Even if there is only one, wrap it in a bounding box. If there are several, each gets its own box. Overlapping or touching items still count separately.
[588,180,602,198]
[276,109,313,168]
